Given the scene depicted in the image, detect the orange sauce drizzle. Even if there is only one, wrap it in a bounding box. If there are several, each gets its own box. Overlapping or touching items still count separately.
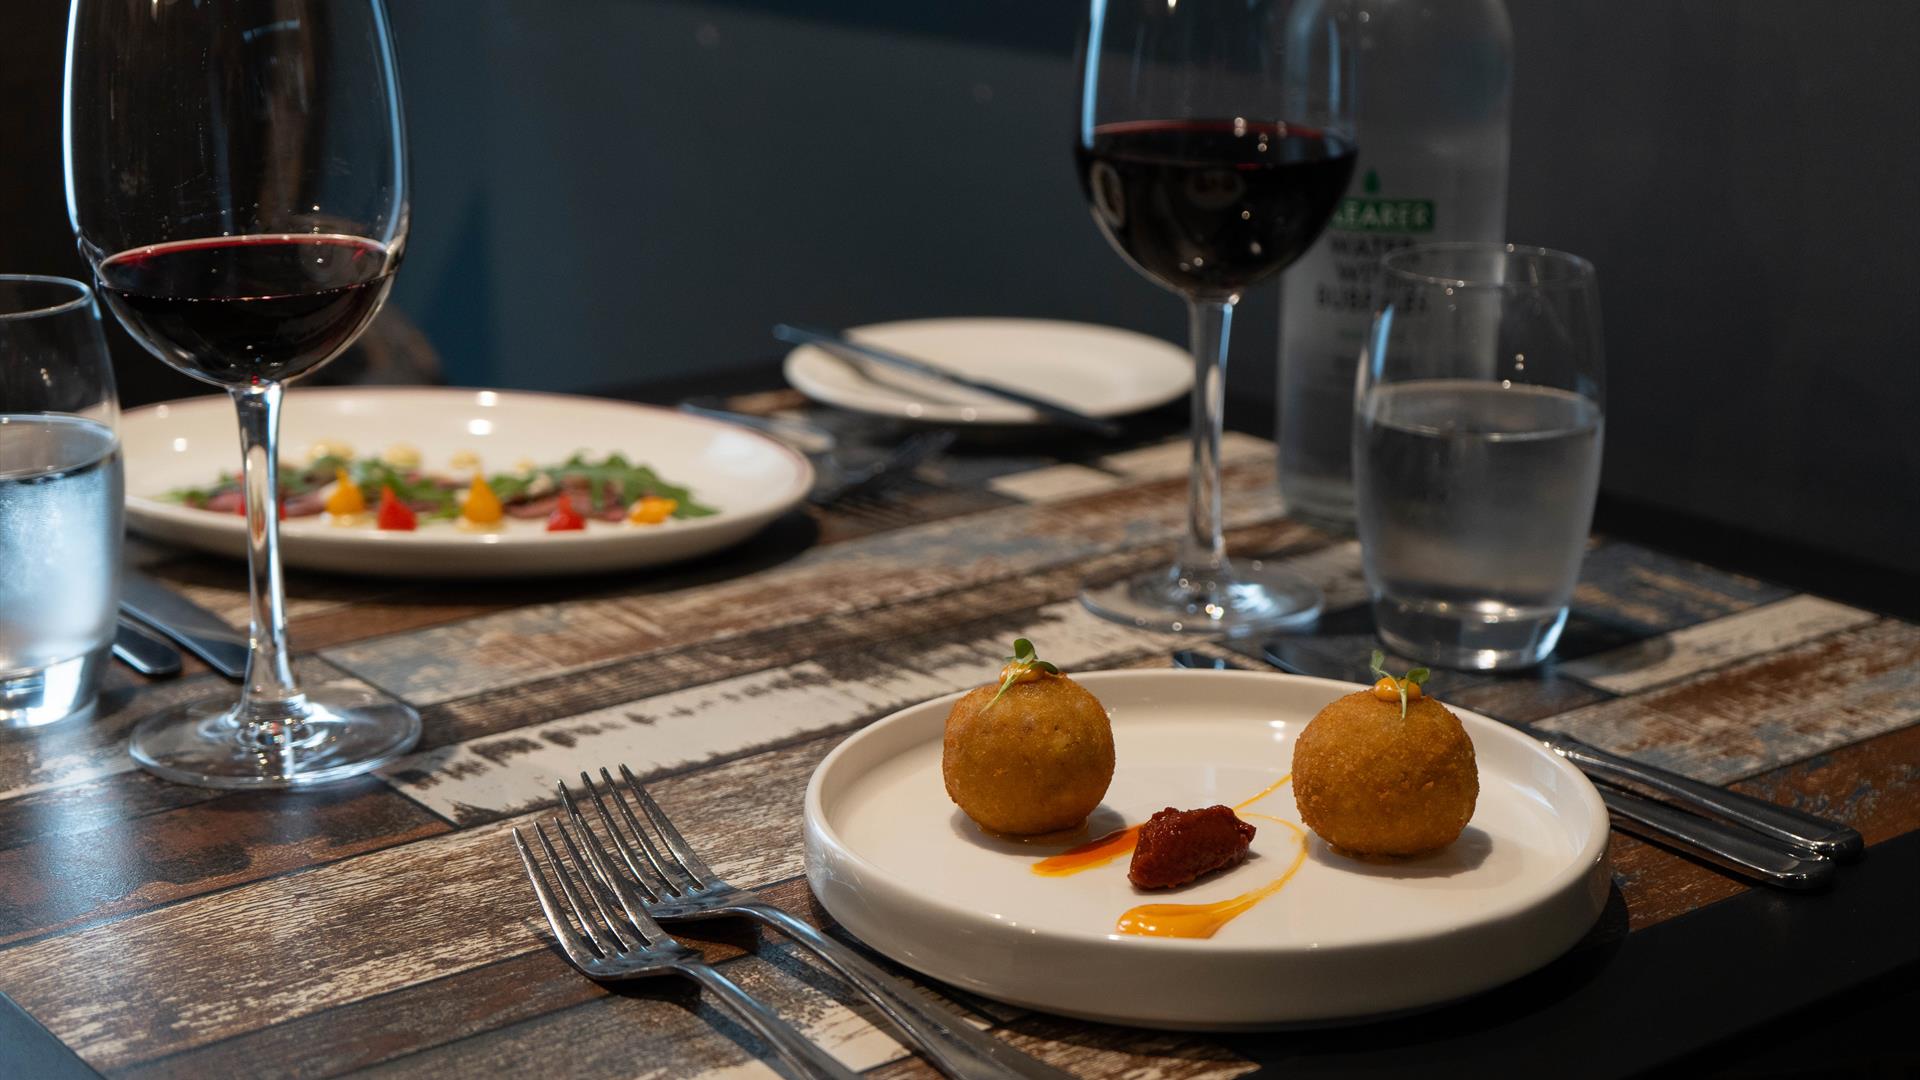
[1030,824,1143,876]
[1232,773,1291,811]
[1116,817,1309,939]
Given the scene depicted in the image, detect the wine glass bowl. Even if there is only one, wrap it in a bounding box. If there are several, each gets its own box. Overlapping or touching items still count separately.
[65,0,419,787]
[1075,0,1358,635]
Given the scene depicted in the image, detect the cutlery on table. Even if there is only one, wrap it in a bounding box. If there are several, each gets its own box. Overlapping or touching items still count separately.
[112,617,182,678]
[514,820,859,1080]
[678,399,840,456]
[1173,649,1854,887]
[1595,785,1835,891]
[118,568,247,681]
[772,323,1125,440]
[677,399,954,507]
[558,766,1075,1080]
[805,430,954,506]
[1540,731,1861,861]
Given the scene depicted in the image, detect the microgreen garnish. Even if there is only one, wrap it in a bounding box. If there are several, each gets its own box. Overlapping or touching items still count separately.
[1369,649,1431,720]
[986,638,1059,711]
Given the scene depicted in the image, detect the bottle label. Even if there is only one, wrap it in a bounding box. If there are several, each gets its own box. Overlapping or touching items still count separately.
[1328,170,1436,234]
[1309,172,1434,314]
[1329,198,1436,233]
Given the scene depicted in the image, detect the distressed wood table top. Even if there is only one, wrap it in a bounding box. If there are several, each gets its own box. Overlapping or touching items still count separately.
[1,389,1915,1079]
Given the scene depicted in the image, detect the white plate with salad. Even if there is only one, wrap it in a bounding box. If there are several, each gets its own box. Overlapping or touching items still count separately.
[120,387,814,578]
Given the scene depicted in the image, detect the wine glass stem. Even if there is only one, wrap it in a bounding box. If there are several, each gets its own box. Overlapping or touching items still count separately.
[231,383,306,726]
[1181,298,1234,584]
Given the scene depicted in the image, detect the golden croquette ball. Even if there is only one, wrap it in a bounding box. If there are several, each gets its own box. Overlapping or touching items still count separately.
[943,667,1114,836]
[1291,690,1478,857]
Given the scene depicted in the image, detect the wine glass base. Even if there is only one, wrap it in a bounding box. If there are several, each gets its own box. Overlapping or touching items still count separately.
[129,685,422,790]
[1081,560,1322,637]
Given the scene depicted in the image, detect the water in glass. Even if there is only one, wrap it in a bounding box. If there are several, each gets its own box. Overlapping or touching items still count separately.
[0,416,123,725]
[1357,379,1600,665]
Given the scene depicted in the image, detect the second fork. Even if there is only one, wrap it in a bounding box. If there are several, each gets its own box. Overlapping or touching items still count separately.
[560,767,1074,1080]
[515,819,859,1080]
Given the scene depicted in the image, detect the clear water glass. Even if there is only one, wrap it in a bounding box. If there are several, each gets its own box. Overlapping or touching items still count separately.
[0,276,123,728]
[1354,243,1605,670]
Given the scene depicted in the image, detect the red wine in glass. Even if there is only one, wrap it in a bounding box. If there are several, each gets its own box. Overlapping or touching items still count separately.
[1076,120,1356,300]
[96,234,397,387]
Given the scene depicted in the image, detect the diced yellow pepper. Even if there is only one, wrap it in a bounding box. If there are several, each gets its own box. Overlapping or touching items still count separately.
[325,469,366,515]
[629,496,678,525]
[462,474,504,524]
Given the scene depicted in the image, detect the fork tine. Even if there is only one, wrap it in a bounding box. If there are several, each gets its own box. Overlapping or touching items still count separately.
[587,770,684,898]
[538,820,627,954]
[550,819,640,952]
[559,778,661,903]
[512,828,599,966]
[526,823,610,958]
[619,764,718,886]
[567,811,675,945]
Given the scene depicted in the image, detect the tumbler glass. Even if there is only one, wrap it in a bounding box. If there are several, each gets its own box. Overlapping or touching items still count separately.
[0,276,122,727]
[1354,243,1604,670]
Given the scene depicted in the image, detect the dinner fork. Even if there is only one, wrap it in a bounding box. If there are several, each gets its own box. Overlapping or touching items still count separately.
[513,821,859,1080]
[560,767,1074,1080]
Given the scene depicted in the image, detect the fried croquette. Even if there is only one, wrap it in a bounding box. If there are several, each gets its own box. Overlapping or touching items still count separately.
[943,645,1114,836]
[1291,690,1478,857]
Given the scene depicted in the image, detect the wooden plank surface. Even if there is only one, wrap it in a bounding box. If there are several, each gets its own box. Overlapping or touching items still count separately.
[0,413,1914,1080]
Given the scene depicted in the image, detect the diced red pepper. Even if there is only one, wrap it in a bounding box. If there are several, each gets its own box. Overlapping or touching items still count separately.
[376,485,417,531]
[545,494,586,532]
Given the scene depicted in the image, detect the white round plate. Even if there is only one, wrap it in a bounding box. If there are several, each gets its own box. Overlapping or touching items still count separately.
[782,317,1192,426]
[805,669,1611,1029]
[120,387,813,578]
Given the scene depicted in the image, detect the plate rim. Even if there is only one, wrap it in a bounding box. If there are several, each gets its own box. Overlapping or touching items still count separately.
[805,668,1611,958]
[119,385,816,550]
[782,316,1192,425]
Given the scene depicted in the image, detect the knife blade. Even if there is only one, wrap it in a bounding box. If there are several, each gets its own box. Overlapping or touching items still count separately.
[112,617,182,678]
[118,569,248,680]
[773,323,1126,438]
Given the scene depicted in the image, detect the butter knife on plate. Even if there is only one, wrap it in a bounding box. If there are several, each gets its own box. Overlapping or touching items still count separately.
[773,323,1126,438]
[119,569,248,681]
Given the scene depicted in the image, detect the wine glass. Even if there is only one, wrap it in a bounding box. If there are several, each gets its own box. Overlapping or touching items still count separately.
[64,0,420,787]
[1076,0,1357,635]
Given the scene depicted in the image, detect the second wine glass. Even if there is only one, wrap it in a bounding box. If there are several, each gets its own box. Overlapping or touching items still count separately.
[1075,0,1357,635]
[64,0,420,787]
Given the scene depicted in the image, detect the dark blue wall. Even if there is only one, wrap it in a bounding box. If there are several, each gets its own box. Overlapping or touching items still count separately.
[384,0,1918,572]
[4,1,1915,572]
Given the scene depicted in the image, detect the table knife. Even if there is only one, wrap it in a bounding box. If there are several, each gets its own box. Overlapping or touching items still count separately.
[773,323,1126,438]
[1598,786,1836,890]
[112,617,182,678]
[119,570,248,681]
